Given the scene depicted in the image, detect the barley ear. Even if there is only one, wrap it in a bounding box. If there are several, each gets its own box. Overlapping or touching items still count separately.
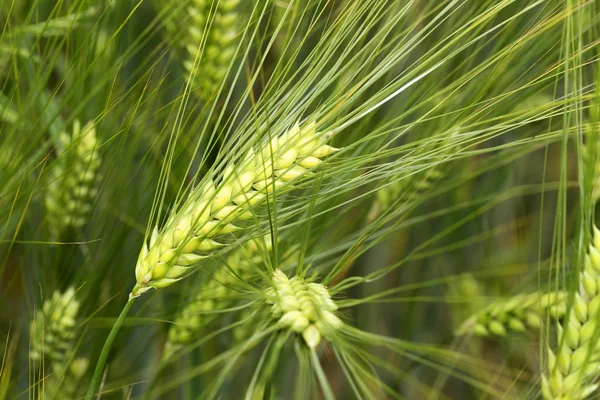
[45,120,101,238]
[131,122,338,298]
[265,269,342,349]
[456,291,567,337]
[30,287,88,398]
[543,225,600,400]
[184,0,242,100]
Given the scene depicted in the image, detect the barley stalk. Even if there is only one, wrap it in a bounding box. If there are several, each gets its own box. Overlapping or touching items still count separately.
[185,0,242,100]
[265,269,342,349]
[542,226,600,400]
[456,291,567,337]
[45,120,101,238]
[131,121,338,298]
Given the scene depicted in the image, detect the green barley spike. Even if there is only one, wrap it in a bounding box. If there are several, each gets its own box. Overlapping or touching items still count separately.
[542,226,600,400]
[184,0,242,101]
[265,269,342,349]
[45,120,101,238]
[131,121,338,297]
[164,236,271,358]
[30,287,88,399]
[30,287,80,369]
[456,291,567,337]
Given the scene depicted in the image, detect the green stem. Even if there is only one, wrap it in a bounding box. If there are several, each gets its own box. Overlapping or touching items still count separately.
[86,296,137,400]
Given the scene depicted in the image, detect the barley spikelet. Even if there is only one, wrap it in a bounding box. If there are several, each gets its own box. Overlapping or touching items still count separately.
[265,269,342,349]
[542,226,600,400]
[45,120,101,238]
[457,291,567,337]
[184,0,242,100]
[131,122,338,297]
[164,236,271,358]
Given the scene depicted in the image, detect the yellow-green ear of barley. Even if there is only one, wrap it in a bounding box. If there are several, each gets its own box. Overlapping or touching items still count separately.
[164,236,271,358]
[30,287,80,370]
[265,269,342,349]
[456,291,567,337]
[45,120,101,238]
[543,226,600,400]
[131,122,338,298]
[184,0,241,100]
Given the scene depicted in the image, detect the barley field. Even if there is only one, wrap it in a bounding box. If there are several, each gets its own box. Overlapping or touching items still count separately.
[0,0,599,399]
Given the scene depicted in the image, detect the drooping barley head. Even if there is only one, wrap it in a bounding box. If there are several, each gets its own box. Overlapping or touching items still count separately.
[131,122,338,297]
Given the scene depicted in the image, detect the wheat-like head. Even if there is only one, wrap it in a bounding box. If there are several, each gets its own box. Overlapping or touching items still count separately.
[456,291,567,337]
[45,120,101,238]
[542,226,600,400]
[265,269,342,349]
[184,0,241,100]
[30,288,80,369]
[131,122,338,297]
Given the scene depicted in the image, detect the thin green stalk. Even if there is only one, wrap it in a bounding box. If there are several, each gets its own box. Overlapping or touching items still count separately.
[85,297,137,400]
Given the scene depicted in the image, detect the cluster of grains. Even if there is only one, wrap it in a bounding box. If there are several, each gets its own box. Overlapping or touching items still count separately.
[184,0,241,100]
[164,237,270,358]
[264,269,342,349]
[457,291,567,337]
[30,287,88,399]
[45,120,101,238]
[132,122,338,297]
[542,227,600,400]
